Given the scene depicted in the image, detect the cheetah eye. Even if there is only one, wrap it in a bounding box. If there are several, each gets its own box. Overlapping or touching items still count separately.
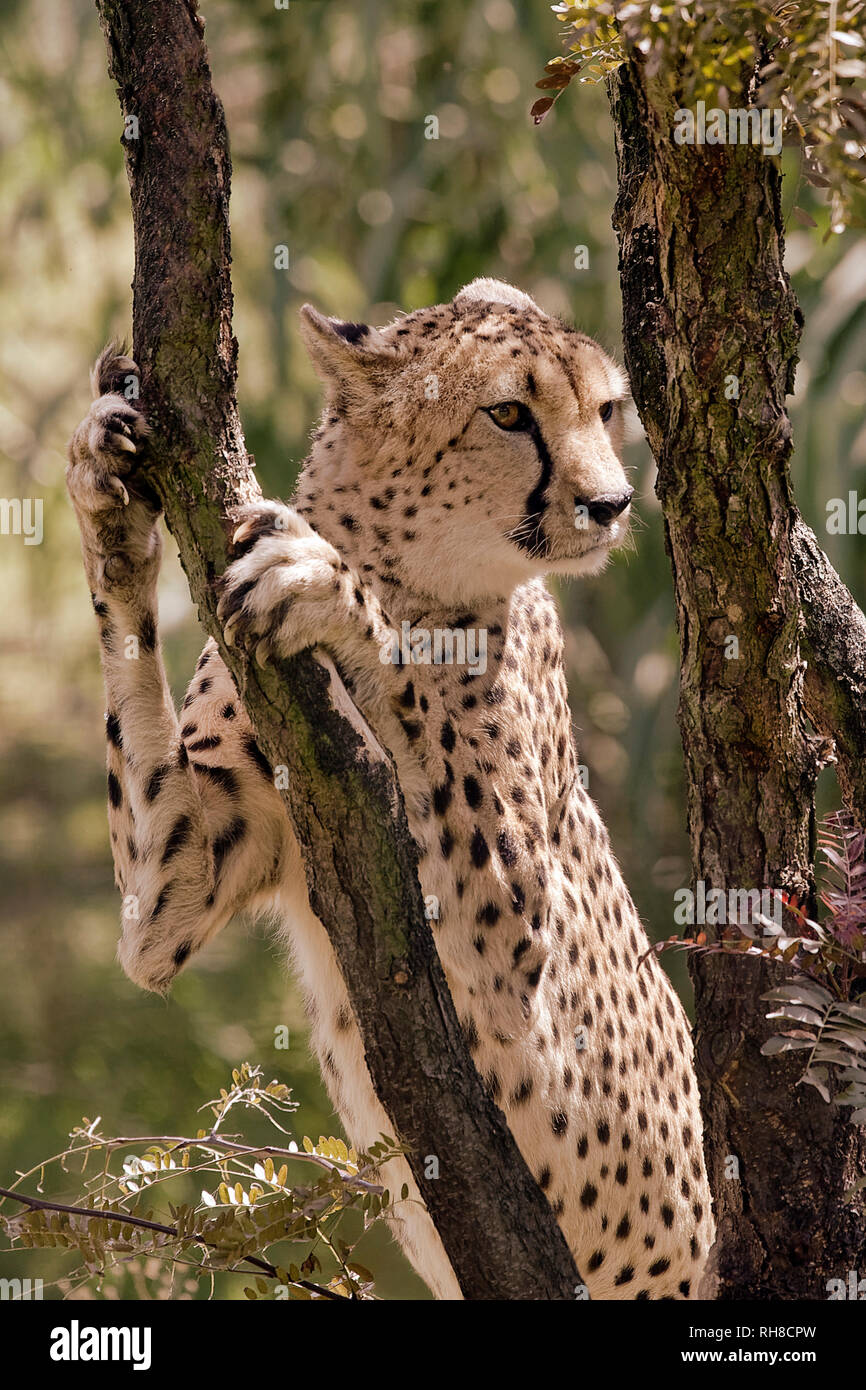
[600,400,614,424]
[486,401,530,431]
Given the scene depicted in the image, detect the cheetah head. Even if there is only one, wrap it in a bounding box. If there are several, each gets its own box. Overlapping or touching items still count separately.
[299,279,633,605]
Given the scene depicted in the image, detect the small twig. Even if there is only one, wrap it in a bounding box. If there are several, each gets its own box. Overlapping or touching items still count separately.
[0,1184,187,1236]
[103,1132,386,1193]
[0,1186,346,1301]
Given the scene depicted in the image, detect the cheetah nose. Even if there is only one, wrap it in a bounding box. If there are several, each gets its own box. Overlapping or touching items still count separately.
[575,489,634,527]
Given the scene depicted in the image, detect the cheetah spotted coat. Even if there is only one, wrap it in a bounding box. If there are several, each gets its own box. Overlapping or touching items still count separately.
[67,279,714,1299]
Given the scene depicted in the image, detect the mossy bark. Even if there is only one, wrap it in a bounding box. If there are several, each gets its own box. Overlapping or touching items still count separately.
[609,59,866,1298]
[94,0,583,1300]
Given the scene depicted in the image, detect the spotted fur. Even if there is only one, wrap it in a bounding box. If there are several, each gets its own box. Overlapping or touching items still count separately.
[67,282,714,1300]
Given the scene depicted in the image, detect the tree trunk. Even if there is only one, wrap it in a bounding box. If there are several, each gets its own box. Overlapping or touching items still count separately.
[608,58,866,1299]
[94,0,583,1300]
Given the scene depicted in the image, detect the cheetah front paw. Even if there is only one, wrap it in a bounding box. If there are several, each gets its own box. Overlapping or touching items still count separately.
[217,501,351,666]
[67,351,162,595]
[67,352,152,520]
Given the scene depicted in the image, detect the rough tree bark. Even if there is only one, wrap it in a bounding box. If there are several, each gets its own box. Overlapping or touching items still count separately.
[93,0,583,1300]
[609,58,866,1298]
[792,514,866,823]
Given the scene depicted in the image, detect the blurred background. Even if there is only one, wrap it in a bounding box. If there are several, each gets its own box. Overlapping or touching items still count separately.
[0,0,864,1299]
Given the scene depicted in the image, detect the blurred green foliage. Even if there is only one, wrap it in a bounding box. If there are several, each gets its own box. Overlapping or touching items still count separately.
[0,0,864,1299]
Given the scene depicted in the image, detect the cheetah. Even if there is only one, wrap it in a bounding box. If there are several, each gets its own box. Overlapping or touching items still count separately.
[66,278,714,1300]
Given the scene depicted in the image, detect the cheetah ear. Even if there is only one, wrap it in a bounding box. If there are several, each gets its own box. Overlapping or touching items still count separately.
[299,305,399,391]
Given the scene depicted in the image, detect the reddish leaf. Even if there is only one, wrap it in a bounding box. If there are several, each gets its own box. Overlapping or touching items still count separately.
[530,96,555,124]
[535,74,573,90]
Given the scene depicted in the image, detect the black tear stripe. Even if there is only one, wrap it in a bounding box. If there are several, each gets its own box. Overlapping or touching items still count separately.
[516,418,555,557]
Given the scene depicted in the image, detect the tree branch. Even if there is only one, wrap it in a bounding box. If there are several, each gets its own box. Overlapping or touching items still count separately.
[791,512,866,826]
[0,1186,344,1298]
[93,0,582,1300]
[100,1134,385,1193]
[608,54,866,1297]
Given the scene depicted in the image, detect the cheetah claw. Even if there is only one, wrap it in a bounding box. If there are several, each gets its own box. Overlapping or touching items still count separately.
[220,609,242,646]
[104,475,130,507]
[109,432,138,455]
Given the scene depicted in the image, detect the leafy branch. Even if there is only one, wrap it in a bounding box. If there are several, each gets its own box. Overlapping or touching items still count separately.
[645,813,866,1126]
[537,1,866,228]
[0,1064,405,1301]
[761,982,866,1123]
